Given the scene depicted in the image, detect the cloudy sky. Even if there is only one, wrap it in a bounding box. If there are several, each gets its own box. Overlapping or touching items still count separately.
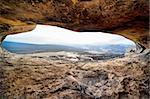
[5,25,134,45]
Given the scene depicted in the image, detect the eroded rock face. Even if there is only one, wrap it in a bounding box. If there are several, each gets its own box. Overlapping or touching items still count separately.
[0,1,149,98]
[0,0,149,48]
[0,50,149,98]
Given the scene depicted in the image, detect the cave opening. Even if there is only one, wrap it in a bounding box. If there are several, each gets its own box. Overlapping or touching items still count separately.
[2,25,136,60]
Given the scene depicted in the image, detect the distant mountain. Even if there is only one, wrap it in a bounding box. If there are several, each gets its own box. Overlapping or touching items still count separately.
[2,41,135,54]
[2,41,84,54]
[71,44,135,54]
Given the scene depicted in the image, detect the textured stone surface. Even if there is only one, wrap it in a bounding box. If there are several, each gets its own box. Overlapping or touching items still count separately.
[0,0,149,98]
[0,0,149,48]
[0,50,149,99]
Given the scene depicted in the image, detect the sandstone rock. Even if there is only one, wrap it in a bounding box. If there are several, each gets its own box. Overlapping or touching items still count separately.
[0,0,149,49]
[0,50,149,98]
[0,0,149,98]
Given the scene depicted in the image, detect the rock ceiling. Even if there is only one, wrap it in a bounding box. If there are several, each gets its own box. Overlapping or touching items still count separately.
[0,0,149,50]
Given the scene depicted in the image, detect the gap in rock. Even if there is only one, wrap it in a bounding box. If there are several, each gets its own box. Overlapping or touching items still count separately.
[2,25,136,60]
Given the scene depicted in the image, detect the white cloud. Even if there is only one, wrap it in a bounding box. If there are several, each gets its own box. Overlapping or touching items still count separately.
[5,25,135,45]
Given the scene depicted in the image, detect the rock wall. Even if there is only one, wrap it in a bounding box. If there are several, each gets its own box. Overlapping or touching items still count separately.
[0,48,149,99]
[0,0,149,49]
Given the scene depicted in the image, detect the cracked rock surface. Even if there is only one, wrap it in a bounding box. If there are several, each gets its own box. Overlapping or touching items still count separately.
[0,49,149,99]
